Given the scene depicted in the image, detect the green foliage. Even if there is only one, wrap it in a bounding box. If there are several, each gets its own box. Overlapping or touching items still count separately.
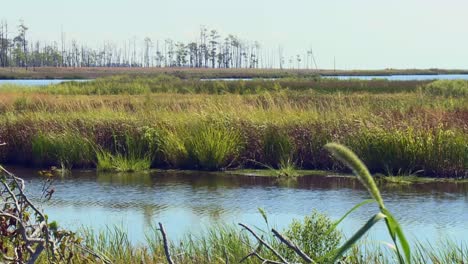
[185,122,242,170]
[31,131,93,169]
[0,77,466,176]
[276,158,299,177]
[281,210,342,262]
[421,80,468,97]
[347,127,468,177]
[144,126,188,168]
[13,96,30,111]
[325,143,411,264]
[262,126,294,167]
[3,75,428,95]
[95,133,152,172]
[144,123,242,170]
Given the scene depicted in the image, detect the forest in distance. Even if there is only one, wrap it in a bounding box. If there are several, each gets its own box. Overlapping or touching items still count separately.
[0,19,321,70]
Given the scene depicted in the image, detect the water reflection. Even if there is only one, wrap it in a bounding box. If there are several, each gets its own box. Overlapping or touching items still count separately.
[12,168,468,244]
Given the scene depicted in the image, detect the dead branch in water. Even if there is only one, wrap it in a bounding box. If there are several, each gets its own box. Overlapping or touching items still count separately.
[0,164,111,263]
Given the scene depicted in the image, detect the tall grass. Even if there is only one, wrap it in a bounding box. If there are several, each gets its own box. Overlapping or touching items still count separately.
[145,122,242,170]
[0,78,466,176]
[420,80,468,97]
[31,131,93,169]
[347,127,468,177]
[1,75,430,95]
[262,126,294,167]
[185,122,242,170]
[96,133,152,172]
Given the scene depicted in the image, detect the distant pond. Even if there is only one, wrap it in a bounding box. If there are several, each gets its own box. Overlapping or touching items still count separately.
[2,74,468,86]
[0,79,89,86]
[324,74,468,81]
[13,168,468,245]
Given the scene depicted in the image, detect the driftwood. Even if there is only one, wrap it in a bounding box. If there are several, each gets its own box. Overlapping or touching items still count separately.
[158,222,174,264]
[0,165,52,263]
[271,228,315,263]
[0,163,111,263]
[239,223,318,264]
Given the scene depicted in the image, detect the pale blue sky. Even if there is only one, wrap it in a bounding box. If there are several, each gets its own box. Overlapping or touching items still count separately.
[3,0,468,69]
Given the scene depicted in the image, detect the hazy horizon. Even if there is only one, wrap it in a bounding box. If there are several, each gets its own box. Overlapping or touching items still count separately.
[3,0,468,69]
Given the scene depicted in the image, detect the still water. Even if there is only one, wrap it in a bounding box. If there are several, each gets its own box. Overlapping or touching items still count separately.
[1,74,468,86]
[325,74,468,81]
[0,79,88,86]
[13,168,468,245]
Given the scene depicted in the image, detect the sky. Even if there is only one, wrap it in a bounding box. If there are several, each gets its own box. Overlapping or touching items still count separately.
[2,0,468,69]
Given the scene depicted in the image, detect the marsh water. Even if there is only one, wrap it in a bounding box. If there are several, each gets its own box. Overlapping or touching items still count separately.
[0,79,88,86]
[12,168,468,245]
[325,74,468,81]
[2,74,468,86]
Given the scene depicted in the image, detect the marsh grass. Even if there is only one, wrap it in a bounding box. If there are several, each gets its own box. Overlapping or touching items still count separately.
[420,80,468,97]
[1,75,429,95]
[31,131,94,169]
[0,78,466,176]
[144,122,242,170]
[262,126,294,168]
[96,133,152,172]
[185,122,242,170]
[347,127,468,177]
[73,225,468,264]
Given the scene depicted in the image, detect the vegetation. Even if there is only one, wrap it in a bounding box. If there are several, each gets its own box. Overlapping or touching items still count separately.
[72,224,468,264]
[3,143,466,263]
[420,79,468,97]
[1,75,430,94]
[0,77,466,176]
[31,131,93,169]
[2,139,467,263]
[96,133,153,172]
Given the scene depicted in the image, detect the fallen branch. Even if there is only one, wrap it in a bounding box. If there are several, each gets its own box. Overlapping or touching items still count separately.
[271,228,315,263]
[238,223,289,264]
[0,164,111,263]
[158,222,175,264]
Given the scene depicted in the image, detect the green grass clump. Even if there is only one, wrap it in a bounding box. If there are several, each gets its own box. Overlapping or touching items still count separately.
[144,123,242,170]
[185,122,242,170]
[347,127,467,177]
[276,158,300,177]
[31,131,93,169]
[262,126,294,168]
[96,133,152,172]
[281,210,342,262]
[421,80,468,97]
[144,126,188,168]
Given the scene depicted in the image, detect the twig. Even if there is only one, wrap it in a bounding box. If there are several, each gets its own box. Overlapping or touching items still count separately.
[73,242,112,264]
[271,228,315,263]
[158,222,174,264]
[238,223,289,264]
[240,251,283,264]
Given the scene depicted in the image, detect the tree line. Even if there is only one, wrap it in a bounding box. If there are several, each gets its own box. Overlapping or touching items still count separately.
[0,20,318,69]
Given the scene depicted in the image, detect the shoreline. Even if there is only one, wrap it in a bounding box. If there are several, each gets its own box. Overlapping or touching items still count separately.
[10,166,468,183]
[2,67,468,80]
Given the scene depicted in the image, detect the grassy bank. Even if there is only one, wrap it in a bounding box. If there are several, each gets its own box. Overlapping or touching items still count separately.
[64,221,467,264]
[1,66,468,80]
[0,76,466,177]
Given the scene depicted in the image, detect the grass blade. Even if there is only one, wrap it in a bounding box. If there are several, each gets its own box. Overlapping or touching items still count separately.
[330,212,386,263]
[326,199,375,236]
[325,143,385,209]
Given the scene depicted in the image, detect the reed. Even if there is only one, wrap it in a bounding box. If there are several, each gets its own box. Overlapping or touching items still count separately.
[31,131,93,169]
[0,78,466,176]
[96,133,152,172]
